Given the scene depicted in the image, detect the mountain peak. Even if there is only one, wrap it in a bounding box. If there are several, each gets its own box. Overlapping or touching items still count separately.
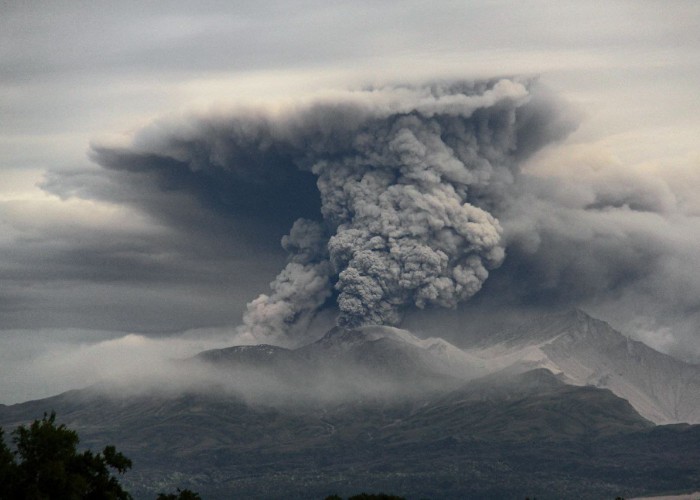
[475,308,622,349]
[450,308,700,424]
[195,343,293,365]
[311,324,420,350]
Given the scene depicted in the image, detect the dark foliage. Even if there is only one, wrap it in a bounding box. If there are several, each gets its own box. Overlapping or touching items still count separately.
[325,495,405,500]
[156,488,202,500]
[0,411,132,500]
[348,495,406,500]
[0,428,15,491]
[0,412,200,500]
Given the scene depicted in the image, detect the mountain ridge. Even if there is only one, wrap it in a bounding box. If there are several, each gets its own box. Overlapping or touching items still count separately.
[1,309,699,497]
[193,309,700,424]
[1,366,696,499]
[457,309,700,424]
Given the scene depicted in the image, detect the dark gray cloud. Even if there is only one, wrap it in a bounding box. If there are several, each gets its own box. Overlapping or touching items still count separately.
[47,78,578,342]
[13,73,700,361]
[0,223,280,332]
[467,146,700,360]
[1,165,290,333]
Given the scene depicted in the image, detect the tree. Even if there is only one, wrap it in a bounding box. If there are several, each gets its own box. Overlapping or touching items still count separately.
[348,495,406,500]
[0,428,15,489]
[156,488,202,500]
[0,413,203,499]
[325,495,406,500]
[0,412,132,500]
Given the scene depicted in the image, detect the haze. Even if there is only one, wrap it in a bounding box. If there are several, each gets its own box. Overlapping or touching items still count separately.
[2,1,700,404]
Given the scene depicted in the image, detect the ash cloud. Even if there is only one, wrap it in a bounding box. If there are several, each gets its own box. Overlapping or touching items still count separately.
[49,77,700,358]
[242,219,333,340]
[73,78,570,341]
[490,150,700,359]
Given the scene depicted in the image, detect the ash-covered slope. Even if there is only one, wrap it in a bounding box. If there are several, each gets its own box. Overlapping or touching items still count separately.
[296,325,485,379]
[463,309,700,424]
[194,324,479,401]
[394,368,653,443]
[195,313,700,424]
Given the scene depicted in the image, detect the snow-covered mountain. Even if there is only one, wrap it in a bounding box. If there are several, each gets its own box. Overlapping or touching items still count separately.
[458,309,700,425]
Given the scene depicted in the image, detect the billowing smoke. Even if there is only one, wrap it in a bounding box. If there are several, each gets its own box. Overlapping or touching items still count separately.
[81,78,575,341]
[241,78,540,335]
[318,120,506,327]
[36,77,700,359]
[242,218,333,338]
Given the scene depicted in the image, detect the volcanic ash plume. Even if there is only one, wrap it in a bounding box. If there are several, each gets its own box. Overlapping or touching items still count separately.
[320,135,505,328]
[242,219,334,339]
[242,79,538,336]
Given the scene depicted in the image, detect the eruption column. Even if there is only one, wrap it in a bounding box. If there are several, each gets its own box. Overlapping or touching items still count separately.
[245,79,531,336]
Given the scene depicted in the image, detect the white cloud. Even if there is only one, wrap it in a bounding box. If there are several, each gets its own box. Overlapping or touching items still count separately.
[0,327,249,404]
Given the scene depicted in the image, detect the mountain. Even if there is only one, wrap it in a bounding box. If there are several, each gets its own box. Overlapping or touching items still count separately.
[2,366,698,499]
[198,311,700,424]
[193,325,473,402]
[459,310,700,424]
[2,312,700,498]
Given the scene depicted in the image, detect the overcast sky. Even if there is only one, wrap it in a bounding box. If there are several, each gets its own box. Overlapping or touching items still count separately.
[2,0,700,403]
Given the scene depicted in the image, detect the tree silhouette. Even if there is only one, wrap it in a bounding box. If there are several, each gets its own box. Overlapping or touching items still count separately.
[324,495,406,500]
[0,411,133,499]
[1,412,203,500]
[0,428,15,490]
[156,488,202,500]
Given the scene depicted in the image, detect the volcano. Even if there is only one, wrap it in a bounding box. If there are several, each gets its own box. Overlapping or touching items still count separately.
[1,310,699,499]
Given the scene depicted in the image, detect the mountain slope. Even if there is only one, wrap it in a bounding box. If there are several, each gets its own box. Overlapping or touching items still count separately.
[2,312,699,497]
[461,310,700,424]
[193,325,469,401]
[195,312,700,424]
[3,368,695,500]
[390,368,653,443]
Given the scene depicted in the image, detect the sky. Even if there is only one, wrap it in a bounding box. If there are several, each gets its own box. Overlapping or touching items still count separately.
[1,0,700,404]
